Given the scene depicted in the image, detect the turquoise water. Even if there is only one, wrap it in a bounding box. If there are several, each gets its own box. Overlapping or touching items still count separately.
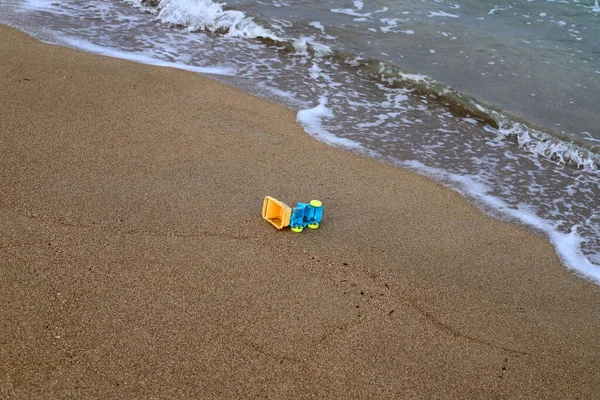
[1,0,599,281]
[233,0,600,147]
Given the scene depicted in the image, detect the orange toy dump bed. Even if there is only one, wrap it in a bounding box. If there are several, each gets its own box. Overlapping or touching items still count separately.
[262,196,291,229]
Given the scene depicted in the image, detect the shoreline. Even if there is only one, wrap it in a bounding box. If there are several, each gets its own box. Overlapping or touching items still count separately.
[3,12,599,279]
[2,25,600,398]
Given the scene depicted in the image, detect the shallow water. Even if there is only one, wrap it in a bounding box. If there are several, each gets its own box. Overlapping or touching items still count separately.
[233,0,600,145]
[1,0,599,281]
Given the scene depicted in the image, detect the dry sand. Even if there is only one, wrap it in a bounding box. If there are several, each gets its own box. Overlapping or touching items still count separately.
[1,25,600,398]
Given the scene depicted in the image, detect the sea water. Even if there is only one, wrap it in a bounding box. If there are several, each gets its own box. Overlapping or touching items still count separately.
[1,0,599,281]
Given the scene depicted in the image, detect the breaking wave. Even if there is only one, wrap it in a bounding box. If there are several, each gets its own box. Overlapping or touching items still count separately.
[364,58,600,170]
[125,0,599,171]
[123,0,332,56]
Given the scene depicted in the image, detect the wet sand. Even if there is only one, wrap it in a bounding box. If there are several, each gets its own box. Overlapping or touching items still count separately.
[1,25,600,398]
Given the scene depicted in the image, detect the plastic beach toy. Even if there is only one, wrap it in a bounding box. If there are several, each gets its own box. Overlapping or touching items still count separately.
[262,196,323,233]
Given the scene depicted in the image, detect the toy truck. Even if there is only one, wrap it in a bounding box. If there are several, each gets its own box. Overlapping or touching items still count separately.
[262,196,323,232]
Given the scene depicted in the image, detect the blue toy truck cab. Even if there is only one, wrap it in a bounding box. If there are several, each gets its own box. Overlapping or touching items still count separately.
[289,200,324,233]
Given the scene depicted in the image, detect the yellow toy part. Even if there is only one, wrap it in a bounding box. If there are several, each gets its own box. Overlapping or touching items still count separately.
[262,196,292,229]
[290,226,304,233]
[307,223,319,229]
[309,199,322,207]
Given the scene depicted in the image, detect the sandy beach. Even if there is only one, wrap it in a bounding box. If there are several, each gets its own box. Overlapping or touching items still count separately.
[1,24,599,398]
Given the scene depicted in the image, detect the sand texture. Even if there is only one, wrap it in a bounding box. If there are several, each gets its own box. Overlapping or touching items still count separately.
[1,25,600,398]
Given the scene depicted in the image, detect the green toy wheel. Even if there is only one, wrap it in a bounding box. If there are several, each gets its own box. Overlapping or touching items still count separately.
[307,223,319,229]
[309,200,322,207]
[291,226,303,233]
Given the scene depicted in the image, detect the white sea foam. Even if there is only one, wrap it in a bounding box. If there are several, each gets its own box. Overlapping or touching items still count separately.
[380,18,400,33]
[488,6,511,15]
[124,0,331,57]
[331,1,372,18]
[400,160,600,283]
[428,11,459,18]
[487,110,600,170]
[353,0,364,10]
[292,37,332,57]
[309,21,325,32]
[61,36,236,75]
[297,97,362,149]
[127,0,279,39]
[356,114,389,128]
